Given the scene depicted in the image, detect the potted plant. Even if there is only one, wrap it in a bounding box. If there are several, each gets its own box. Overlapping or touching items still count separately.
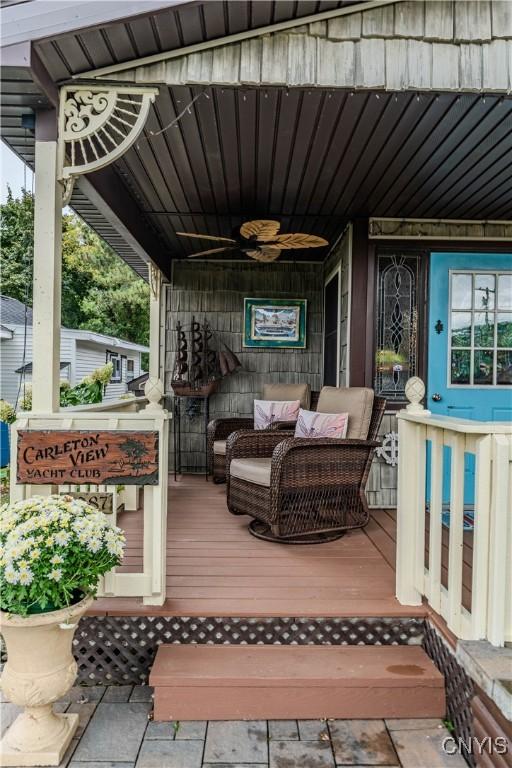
[375,349,406,374]
[0,400,16,469]
[0,495,125,766]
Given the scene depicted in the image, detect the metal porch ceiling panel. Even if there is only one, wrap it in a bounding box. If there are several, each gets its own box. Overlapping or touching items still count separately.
[34,1,358,80]
[105,86,512,264]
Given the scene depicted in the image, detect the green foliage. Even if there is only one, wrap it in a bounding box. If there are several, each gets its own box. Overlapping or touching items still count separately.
[19,384,32,412]
[0,188,149,347]
[89,361,113,387]
[0,495,125,615]
[59,380,103,407]
[0,400,16,425]
[0,188,34,304]
[19,365,113,411]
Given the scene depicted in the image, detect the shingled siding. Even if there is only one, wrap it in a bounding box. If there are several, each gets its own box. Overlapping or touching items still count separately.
[117,1,512,93]
[164,261,323,471]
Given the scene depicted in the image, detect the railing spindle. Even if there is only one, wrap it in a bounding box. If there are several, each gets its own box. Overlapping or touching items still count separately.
[427,426,444,613]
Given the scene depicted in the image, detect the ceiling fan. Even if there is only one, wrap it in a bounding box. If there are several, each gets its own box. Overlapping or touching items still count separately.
[176,220,328,262]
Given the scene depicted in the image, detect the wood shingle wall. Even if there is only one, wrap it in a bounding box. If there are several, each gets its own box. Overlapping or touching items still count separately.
[116,1,512,93]
[164,261,323,470]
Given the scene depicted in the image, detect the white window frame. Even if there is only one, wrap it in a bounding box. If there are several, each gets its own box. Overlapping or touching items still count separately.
[447,269,512,389]
[127,358,135,382]
[107,351,122,383]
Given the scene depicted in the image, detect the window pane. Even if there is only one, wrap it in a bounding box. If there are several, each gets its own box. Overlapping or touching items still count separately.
[474,274,495,310]
[374,253,419,401]
[451,274,472,309]
[497,351,512,385]
[498,274,512,309]
[473,311,494,347]
[497,313,512,347]
[451,349,470,385]
[473,350,494,385]
[451,312,471,347]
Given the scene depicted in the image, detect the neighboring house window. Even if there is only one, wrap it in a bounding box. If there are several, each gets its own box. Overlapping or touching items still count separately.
[374,252,421,401]
[449,271,512,387]
[127,359,135,382]
[108,351,122,383]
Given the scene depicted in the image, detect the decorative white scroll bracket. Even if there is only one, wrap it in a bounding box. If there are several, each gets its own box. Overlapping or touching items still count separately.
[57,84,158,182]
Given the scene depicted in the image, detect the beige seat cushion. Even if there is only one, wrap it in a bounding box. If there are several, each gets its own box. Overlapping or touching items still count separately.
[316,387,374,439]
[230,457,272,487]
[213,440,227,456]
[262,383,310,409]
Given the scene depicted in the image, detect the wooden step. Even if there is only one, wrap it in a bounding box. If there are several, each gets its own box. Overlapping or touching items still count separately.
[150,645,445,721]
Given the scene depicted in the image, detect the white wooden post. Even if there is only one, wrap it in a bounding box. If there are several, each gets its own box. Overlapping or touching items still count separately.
[148,263,162,379]
[396,377,430,605]
[396,416,425,605]
[32,110,62,414]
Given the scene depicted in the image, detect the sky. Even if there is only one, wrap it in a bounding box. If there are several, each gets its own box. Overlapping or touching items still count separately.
[1,143,33,202]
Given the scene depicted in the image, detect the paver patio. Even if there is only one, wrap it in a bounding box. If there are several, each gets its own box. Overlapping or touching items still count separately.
[0,685,467,768]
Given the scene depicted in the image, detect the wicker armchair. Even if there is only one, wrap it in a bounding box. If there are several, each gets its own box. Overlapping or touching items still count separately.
[207,383,312,483]
[225,393,386,544]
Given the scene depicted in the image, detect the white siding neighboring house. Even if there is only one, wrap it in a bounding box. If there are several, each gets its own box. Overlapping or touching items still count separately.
[0,296,148,406]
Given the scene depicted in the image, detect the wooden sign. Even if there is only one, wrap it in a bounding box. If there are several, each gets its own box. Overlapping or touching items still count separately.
[63,492,114,514]
[17,430,159,485]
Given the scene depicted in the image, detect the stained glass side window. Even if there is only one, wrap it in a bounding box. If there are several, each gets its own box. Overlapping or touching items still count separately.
[375,253,420,401]
[449,271,512,386]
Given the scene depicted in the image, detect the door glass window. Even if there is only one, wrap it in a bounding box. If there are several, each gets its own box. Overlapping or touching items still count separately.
[375,253,420,401]
[449,271,512,386]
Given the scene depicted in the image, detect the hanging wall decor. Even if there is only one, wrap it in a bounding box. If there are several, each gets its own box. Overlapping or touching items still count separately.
[243,298,307,349]
[171,316,241,397]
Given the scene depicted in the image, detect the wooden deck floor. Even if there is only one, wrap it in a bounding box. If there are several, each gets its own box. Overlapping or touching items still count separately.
[92,475,426,618]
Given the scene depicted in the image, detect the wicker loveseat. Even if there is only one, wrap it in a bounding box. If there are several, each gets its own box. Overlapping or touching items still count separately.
[225,387,386,544]
[207,383,312,483]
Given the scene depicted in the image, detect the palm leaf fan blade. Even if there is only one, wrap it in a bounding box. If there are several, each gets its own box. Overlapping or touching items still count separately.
[240,220,281,240]
[249,246,282,263]
[273,233,329,249]
[176,232,237,243]
[187,247,237,258]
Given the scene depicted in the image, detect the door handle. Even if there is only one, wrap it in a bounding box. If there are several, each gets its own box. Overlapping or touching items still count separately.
[431,393,442,402]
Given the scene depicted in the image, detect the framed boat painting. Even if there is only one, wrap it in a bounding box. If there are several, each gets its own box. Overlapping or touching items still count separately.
[243,298,307,349]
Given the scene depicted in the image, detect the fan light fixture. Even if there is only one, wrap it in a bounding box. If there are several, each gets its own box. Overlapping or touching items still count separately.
[176,220,328,262]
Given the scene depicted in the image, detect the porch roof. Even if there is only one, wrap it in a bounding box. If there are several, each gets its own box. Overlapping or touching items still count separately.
[1,0,511,281]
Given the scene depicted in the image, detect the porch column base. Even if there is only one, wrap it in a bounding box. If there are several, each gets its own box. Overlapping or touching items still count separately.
[0,711,78,767]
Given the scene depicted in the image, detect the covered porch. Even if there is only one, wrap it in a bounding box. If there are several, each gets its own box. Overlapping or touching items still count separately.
[1,0,511,753]
[93,474,416,619]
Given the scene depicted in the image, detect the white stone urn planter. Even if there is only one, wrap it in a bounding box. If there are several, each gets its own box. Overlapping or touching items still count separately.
[0,594,93,766]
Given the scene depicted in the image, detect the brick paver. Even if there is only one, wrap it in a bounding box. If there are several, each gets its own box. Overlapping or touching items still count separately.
[0,685,468,768]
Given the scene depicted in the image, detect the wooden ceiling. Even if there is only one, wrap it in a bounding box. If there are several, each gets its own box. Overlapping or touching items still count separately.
[98,85,512,267]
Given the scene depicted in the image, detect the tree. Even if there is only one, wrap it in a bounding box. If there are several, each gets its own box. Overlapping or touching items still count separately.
[0,187,149,347]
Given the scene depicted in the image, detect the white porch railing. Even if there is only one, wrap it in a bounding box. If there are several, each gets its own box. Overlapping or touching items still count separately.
[396,394,512,647]
[10,406,169,606]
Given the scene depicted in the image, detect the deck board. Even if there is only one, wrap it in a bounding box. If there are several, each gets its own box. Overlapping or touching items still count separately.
[91,475,426,618]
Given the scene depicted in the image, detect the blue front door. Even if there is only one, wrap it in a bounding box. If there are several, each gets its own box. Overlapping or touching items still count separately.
[427,252,512,503]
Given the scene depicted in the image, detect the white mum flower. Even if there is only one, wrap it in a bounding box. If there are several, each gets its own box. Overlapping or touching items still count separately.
[54,531,70,546]
[48,568,62,582]
[18,567,33,586]
[50,554,64,565]
[4,565,20,584]
[86,537,102,553]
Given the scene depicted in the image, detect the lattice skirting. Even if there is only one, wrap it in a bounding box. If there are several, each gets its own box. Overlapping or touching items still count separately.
[73,615,425,685]
[423,620,475,768]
